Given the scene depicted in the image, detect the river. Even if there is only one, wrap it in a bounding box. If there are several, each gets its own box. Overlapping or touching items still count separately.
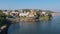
[8,16,60,34]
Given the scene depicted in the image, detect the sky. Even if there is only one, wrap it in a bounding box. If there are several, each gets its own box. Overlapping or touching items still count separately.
[0,0,60,12]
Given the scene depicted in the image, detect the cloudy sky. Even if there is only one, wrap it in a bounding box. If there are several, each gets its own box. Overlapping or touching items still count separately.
[0,0,60,12]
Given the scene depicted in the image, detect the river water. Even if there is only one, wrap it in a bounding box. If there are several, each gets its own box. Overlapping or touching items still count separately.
[8,16,60,34]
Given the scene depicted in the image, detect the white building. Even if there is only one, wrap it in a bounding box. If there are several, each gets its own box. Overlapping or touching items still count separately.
[3,10,9,15]
[42,12,46,14]
[10,10,19,16]
[19,12,29,17]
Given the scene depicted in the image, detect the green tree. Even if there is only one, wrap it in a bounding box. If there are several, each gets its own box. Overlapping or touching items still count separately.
[34,11,40,19]
[0,10,6,26]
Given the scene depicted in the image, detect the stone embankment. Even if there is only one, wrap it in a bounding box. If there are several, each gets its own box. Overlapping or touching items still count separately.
[6,18,20,23]
[7,16,50,22]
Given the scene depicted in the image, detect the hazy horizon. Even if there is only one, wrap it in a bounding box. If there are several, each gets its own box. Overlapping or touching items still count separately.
[0,0,60,12]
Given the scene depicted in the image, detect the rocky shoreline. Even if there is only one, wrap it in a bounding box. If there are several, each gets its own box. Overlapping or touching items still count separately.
[0,20,11,34]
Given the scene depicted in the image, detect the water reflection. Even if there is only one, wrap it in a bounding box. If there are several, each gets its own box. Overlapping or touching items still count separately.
[8,16,60,34]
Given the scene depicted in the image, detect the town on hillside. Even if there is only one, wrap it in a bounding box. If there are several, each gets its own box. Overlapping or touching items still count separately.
[1,9,52,22]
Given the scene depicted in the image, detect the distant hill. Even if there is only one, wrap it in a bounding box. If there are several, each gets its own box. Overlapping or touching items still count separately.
[0,9,55,13]
[41,10,55,13]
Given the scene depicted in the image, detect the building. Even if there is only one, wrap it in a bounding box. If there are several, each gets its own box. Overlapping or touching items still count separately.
[3,10,9,15]
[10,10,19,16]
[42,12,46,14]
[19,10,29,17]
[27,9,36,17]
